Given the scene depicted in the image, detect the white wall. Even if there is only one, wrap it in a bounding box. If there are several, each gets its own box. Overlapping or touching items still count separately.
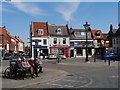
[49,37,70,46]
[32,37,49,47]
[18,42,24,52]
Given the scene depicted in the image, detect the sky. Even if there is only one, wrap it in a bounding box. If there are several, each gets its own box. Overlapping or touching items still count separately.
[0,1,118,45]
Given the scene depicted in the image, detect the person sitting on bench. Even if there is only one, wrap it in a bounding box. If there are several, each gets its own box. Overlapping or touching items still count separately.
[21,57,35,78]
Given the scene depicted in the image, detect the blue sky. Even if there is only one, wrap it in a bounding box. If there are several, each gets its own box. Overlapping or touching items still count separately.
[0,2,118,45]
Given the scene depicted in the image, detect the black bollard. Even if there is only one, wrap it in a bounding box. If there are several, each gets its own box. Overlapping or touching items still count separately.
[105,57,106,63]
[108,58,110,66]
[94,56,96,62]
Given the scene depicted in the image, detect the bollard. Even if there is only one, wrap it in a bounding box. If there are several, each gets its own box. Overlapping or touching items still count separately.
[108,58,110,66]
[94,56,96,62]
[105,57,106,63]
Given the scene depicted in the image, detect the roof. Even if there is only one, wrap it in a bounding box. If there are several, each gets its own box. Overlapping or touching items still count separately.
[112,29,117,34]
[70,28,92,40]
[113,28,120,37]
[48,24,69,36]
[10,35,19,42]
[15,37,24,43]
[103,33,109,40]
[91,30,104,39]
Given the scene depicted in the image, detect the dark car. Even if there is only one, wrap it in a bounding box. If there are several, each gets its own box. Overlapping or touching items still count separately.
[3,53,13,60]
[101,53,119,60]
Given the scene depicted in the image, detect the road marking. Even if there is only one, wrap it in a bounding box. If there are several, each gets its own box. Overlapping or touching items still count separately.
[80,76,93,88]
[63,79,80,82]
[110,75,119,78]
[47,83,74,87]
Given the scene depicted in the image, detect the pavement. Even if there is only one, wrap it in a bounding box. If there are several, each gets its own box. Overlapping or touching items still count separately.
[1,57,119,88]
[2,67,68,88]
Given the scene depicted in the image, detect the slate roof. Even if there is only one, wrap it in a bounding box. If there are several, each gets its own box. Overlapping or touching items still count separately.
[48,24,69,37]
[113,28,120,37]
[70,28,92,40]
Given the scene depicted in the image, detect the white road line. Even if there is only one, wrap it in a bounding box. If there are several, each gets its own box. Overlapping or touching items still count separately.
[63,79,80,82]
[47,83,74,87]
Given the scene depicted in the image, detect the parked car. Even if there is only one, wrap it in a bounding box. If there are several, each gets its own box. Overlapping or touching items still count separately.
[47,54,66,59]
[47,54,57,59]
[59,54,66,59]
[3,53,13,60]
[101,53,119,60]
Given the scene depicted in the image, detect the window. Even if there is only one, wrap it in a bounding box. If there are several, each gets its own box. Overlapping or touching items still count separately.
[114,39,115,44]
[43,39,47,45]
[52,48,58,54]
[53,38,57,44]
[63,38,66,44]
[117,47,119,53]
[38,29,44,35]
[117,38,118,44]
[76,49,83,56]
[81,32,85,35]
[56,28,62,34]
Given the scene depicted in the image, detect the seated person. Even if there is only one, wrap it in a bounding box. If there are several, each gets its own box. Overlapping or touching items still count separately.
[14,58,26,80]
[21,57,35,78]
[28,58,39,77]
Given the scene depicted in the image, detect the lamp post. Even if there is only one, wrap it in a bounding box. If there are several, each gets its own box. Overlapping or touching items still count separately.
[83,22,90,62]
[58,39,60,63]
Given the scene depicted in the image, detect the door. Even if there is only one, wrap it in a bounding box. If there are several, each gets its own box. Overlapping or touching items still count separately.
[70,50,74,57]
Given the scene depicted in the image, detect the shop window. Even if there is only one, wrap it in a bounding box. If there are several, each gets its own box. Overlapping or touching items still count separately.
[88,49,92,55]
[43,39,47,45]
[76,49,83,56]
[52,48,58,54]
[53,38,57,44]
[63,38,66,44]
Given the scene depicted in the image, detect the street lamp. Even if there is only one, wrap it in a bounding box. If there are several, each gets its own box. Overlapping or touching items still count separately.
[83,22,91,62]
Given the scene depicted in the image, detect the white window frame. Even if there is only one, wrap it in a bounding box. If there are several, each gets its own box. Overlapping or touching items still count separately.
[38,29,44,35]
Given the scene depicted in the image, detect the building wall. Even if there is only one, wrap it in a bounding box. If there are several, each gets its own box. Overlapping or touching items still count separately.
[49,37,70,47]
[112,37,120,54]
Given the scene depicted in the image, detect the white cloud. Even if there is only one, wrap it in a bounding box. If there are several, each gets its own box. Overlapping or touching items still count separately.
[57,2,80,21]
[10,2,46,17]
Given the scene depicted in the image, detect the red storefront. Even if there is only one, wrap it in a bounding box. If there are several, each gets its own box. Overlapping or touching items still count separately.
[50,46,70,57]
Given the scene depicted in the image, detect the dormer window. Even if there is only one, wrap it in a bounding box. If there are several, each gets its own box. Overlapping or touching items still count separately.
[96,31,100,36]
[37,29,44,35]
[56,28,62,34]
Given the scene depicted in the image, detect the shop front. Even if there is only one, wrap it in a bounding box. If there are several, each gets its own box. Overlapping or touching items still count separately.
[50,46,70,57]
[34,45,48,58]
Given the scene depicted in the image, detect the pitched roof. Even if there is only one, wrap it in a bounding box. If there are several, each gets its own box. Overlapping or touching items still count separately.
[48,24,69,36]
[91,30,104,39]
[103,33,109,40]
[70,28,92,40]
[114,28,120,37]
[15,37,24,43]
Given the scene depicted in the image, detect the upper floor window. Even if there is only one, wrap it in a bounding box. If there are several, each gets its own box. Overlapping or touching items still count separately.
[38,29,44,35]
[96,31,100,36]
[53,38,57,44]
[117,38,118,44]
[63,38,66,44]
[43,39,47,45]
[114,39,115,44]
